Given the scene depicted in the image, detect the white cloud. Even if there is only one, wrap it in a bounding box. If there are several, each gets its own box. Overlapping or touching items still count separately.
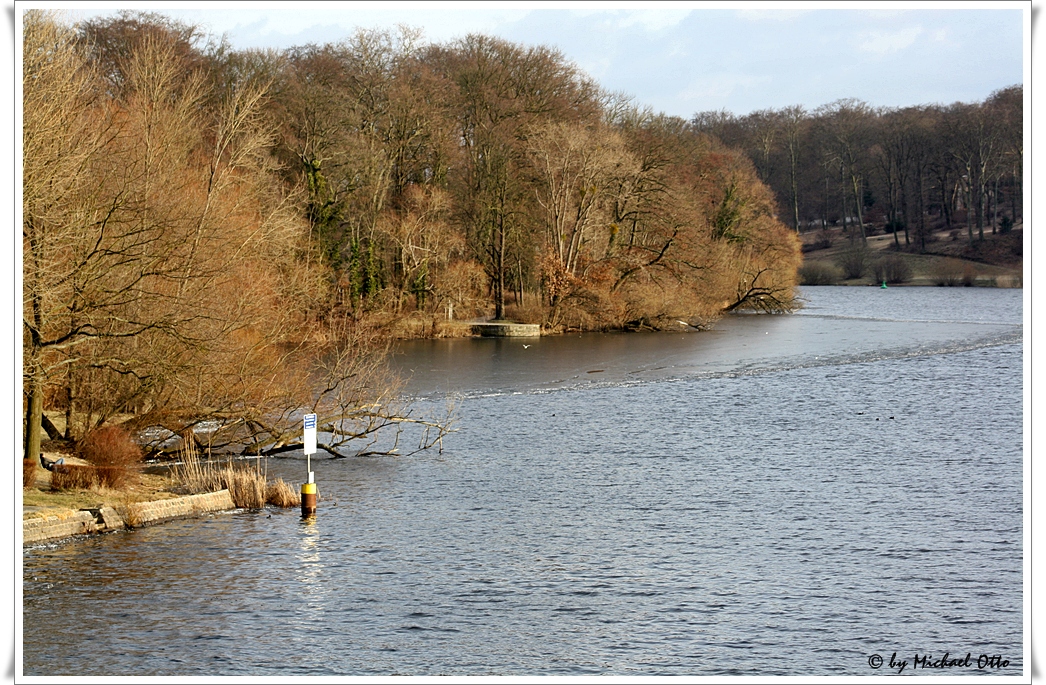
[857,26,923,55]
[736,9,810,22]
[567,7,692,32]
[613,9,693,32]
[678,72,771,106]
[576,55,614,81]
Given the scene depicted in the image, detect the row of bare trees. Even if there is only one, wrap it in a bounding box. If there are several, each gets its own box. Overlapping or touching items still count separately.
[23,11,802,459]
[693,88,1022,250]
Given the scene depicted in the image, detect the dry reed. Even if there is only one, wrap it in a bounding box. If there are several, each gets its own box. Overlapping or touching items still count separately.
[172,435,299,509]
[266,478,300,508]
[122,502,145,528]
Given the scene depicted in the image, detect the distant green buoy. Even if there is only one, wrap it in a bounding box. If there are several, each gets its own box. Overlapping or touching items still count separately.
[881,280,888,289]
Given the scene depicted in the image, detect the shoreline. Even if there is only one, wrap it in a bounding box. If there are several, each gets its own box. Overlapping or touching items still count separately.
[389,227,1022,340]
[797,224,1022,288]
[387,275,1022,341]
[23,489,237,546]
[22,449,289,546]
[23,229,1021,533]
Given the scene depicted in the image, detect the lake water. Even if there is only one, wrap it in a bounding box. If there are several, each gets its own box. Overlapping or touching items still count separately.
[21,286,1025,677]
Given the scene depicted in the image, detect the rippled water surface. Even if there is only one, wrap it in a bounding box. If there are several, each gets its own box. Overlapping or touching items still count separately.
[22,286,1024,677]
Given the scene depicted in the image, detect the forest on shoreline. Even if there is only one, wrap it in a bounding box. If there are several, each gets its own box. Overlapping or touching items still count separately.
[22,10,1021,461]
[693,85,1022,251]
[22,10,801,458]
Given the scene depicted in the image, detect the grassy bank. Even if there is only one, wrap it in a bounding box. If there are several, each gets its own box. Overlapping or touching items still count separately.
[23,419,300,520]
[798,224,1022,287]
[23,459,180,518]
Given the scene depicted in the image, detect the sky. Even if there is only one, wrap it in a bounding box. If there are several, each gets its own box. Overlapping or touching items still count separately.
[47,1,1027,119]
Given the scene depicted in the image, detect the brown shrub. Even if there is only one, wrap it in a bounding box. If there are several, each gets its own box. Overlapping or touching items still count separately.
[226,467,266,509]
[121,502,145,528]
[961,264,977,287]
[932,259,965,286]
[77,425,142,489]
[835,244,869,280]
[503,300,546,326]
[798,262,841,285]
[872,255,913,284]
[50,464,98,491]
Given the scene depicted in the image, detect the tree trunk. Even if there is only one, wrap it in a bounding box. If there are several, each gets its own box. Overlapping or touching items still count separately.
[892,173,900,248]
[966,206,974,246]
[886,161,899,247]
[41,412,62,441]
[493,210,506,320]
[1011,164,1019,223]
[992,177,998,235]
[789,147,800,233]
[24,360,44,462]
[24,237,46,460]
[966,184,974,247]
[63,360,76,440]
[822,168,829,231]
[976,181,985,242]
[917,171,927,252]
[900,172,911,246]
[850,173,867,244]
[840,165,848,238]
[517,258,524,307]
[940,177,951,230]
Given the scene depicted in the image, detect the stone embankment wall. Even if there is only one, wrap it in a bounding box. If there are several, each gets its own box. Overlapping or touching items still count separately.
[23,490,236,545]
[22,510,98,544]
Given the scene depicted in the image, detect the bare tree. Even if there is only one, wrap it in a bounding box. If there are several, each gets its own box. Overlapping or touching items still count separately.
[870,107,919,247]
[528,121,638,280]
[816,99,874,244]
[446,34,598,319]
[949,102,1002,243]
[23,10,110,459]
[906,106,940,251]
[987,86,1022,227]
[780,105,807,233]
[24,12,451,462]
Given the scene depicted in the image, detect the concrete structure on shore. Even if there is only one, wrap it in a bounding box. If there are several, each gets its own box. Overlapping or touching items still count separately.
[472,322,541,337]
[23,490,236,545]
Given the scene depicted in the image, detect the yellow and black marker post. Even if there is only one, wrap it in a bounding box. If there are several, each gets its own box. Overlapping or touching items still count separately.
[302,413,318,517]
[301,473,317,517]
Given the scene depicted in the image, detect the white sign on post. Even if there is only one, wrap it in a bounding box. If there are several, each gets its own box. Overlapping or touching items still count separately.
[303,413,317,456]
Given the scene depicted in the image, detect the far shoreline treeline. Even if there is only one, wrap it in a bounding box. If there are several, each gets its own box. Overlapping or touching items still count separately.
[693,85,1022,251]
[21,10,1019,462]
